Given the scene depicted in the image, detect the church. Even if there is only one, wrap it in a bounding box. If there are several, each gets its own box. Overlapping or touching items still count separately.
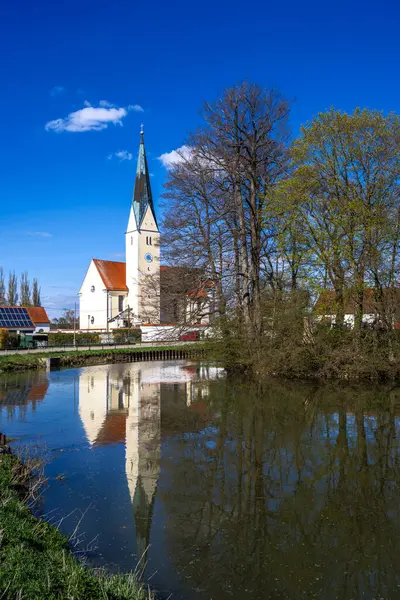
[79,128,212,335]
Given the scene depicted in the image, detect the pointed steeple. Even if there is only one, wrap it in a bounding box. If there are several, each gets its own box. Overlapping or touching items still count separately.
[132,126,157,229]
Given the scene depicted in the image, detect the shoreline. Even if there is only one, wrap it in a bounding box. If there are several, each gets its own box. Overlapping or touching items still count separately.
[1,341,399,382]
[0,443,154,599]
[0,343,207,373]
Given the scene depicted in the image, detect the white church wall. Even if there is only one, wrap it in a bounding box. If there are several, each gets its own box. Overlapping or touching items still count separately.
[138,207,160,324]
[140,324,211,342]
[126,204,160,325]
[78,367,108,445]
[109,292,127,321]
[125,224,140,321]
[79,260,108,330]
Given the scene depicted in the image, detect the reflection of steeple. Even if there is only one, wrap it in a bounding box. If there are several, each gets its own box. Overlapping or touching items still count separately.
[125,368,160,569]
[77,361,224,568]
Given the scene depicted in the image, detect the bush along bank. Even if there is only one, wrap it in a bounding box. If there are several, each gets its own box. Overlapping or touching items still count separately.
[0,344,208,373]
[0,449,153,600]
[209,322,400,382]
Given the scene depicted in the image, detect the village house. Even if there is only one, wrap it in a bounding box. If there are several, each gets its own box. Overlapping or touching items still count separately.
[315,288,400,329]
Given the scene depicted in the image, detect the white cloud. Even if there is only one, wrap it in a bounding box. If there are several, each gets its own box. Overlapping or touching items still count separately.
[45,101,133,133]
[27,231,53,237]
[158,145,192,169]
[127,104,144,112]
[111,252,125,258]
[50,86,65,96]
[108,150,133,161]
[99,100,115,108]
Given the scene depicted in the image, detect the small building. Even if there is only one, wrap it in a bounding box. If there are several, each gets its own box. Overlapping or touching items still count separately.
[25,307,51,334]
[0,306,50,347]
[315,289,400,328]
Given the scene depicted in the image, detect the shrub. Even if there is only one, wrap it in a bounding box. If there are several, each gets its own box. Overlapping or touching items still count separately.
[113,328,141,344]
[48,332,100,346]
[0,328,9,349]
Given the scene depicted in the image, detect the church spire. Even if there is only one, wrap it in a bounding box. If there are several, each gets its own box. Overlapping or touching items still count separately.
[132,126,157,229]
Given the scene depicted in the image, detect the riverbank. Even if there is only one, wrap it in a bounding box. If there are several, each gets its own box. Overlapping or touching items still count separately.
[0,343,207,373]
[0,450,153,599]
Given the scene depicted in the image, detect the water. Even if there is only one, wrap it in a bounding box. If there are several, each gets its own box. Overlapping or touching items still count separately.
[1,362,400,599]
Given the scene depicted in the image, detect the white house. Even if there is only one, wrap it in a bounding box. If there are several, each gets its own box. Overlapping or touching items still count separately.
[25,307,51,334]
[315,289,400,329]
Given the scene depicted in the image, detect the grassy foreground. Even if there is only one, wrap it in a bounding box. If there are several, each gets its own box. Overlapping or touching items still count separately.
[0,453,153,600]
[0,343,207,372]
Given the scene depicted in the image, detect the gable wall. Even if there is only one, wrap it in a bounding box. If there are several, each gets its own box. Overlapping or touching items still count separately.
[79,260,108,330]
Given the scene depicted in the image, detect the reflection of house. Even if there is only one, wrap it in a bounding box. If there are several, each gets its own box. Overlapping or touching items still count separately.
[0,372,49,418]
[315,289,400,328]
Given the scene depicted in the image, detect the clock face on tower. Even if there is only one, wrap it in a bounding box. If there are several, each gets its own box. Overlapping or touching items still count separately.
[144,253,153,263]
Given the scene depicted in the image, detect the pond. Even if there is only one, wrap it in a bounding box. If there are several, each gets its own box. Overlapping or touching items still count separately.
[1,360,400,599]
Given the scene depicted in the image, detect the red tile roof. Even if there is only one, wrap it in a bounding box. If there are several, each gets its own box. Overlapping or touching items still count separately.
[93,259,128,291]
[25,306,50,324]
[94,414,127,446]
[315,288,400,315]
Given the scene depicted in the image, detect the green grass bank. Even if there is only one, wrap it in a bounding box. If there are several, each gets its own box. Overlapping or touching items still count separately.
[0,452,153,600]
[0,344,208,373]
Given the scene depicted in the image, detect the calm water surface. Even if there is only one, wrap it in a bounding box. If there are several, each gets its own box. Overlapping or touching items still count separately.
[1,360,400,599]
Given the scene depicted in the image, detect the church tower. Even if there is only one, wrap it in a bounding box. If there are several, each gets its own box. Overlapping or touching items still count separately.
[125,127,160,324]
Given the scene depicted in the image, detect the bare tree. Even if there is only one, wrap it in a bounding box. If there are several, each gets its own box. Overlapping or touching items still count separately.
[32,278,41,307]
[7,272,18,305]
[20,271,31,306]
[0,267,6,306]
[162,82,291,348]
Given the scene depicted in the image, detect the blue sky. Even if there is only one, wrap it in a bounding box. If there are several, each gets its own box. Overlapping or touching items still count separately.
[0,0,399,318]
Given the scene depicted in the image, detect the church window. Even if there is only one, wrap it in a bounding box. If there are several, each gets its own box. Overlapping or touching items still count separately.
[91,285,95,292]
[118,295,124,312]
[146,236,152,246]
[131,236,133,245]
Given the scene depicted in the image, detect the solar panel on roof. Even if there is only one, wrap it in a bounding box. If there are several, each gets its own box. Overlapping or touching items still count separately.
[0,307,34,329]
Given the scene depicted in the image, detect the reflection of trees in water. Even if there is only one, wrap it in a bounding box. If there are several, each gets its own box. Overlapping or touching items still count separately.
[160,380,400,600]
[0,371,49,420]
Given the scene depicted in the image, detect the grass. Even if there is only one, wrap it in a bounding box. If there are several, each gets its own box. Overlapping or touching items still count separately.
[0,452,153,599]
[0,343,208,372]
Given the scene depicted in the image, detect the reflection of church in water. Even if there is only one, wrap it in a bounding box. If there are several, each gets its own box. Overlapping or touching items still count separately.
[78,361,222,564]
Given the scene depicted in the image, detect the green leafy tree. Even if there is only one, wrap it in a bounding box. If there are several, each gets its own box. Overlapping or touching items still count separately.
[292,108,400,330]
